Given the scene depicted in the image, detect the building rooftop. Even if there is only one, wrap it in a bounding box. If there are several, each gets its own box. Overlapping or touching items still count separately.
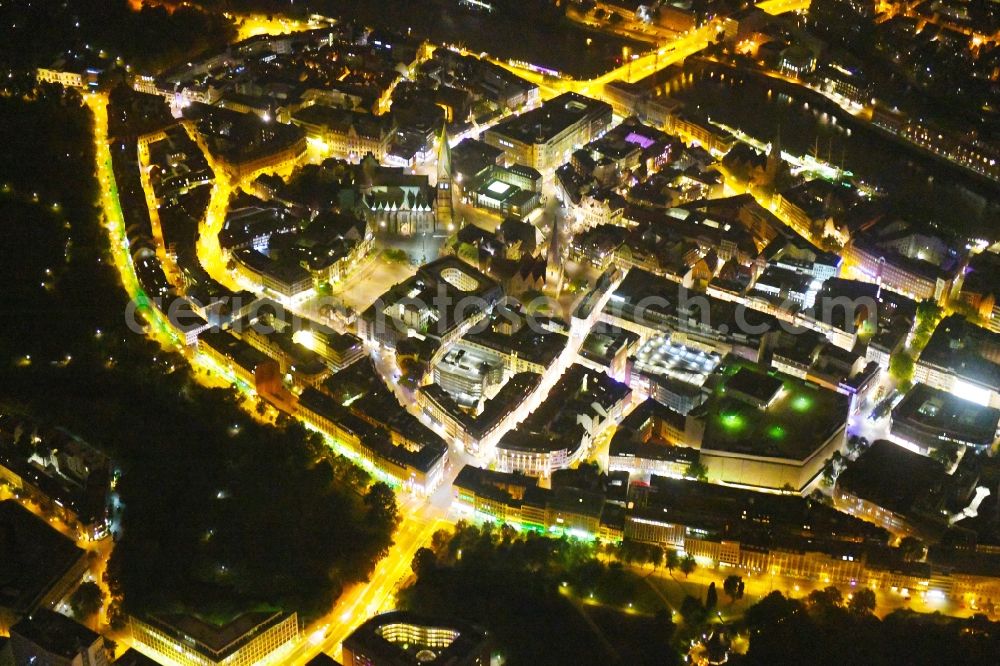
[580,326,639,367]
[754,265,816,297]
[183,102,305,165]
[851,232,959,284]
[919,315,1000,392]
[451,138,504,179]
[364,257,503,343]
[0,501,86,616]
[220,197,301,250]
[306,324,364,356]
[0,423,112,529]
[292,105,391,141]
[695,363,849,461]
[487,92,611,145]
[199,330,271,377]
[142,612,292,662]
[11,609,101,660]
[633,475,889,547]
[631,335,720,387]
[497,365,630,456]
[891,383,1000,450]
[725,367,785,407]
[233,248,312,287]
[506,163,543,182]
[114,648,163,665]
[610,399,699,466]
[607,268,779,339]
[836,440,949,522]
[454,464,538,508]
[464,322,567,371]
[316,359,448,471]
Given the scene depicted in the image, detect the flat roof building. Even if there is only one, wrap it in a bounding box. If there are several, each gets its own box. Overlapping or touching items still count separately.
[579,325,640,378]
[433,347,504,407]
[114,649,163,666]
[10,609,109,666]
[128,611,299,666]
[609,399,700,479]
[0,501,88,619]
[603,268,780,363]
[915,314,1000,409]
[483,92,613,171]
[834,440,956,539]
[890,383,1000,454]
[625,475,892,581]
[691,363,850,492]
[232,248,314,304]
[627,335,718,414]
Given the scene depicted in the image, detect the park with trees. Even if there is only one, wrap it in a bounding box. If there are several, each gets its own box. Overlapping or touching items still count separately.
[400,523,683,665]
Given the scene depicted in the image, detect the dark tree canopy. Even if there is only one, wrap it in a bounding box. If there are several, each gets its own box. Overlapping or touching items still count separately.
[71,582,104,620]
[705,582,718,611]
[0,0,235,74]
[741,591,1000,665]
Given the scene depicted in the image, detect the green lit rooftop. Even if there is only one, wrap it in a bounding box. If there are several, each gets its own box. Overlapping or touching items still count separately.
[698,362,849,461]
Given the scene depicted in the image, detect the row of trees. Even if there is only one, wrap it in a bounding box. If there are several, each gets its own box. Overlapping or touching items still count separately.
[610,539,697,578]
[889,299,944,388]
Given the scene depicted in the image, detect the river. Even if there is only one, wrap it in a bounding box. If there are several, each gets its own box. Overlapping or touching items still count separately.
[318,0,647,79]
[657,60,1000,239]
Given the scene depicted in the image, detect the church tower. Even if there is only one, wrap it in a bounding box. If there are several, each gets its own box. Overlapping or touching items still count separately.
[765,127,783,185]
[545,202,565,294]
[436,124,455,232]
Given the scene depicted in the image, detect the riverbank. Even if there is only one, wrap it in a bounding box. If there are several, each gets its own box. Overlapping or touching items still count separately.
[663,57,1000,237]
[698,56,1000,192]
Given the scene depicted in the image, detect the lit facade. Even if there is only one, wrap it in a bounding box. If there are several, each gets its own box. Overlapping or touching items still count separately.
[342,611,490,666]
[127,612,299,666]
[483,93,613,171]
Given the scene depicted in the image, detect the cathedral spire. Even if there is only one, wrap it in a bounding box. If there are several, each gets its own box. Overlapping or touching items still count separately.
[436,123,455,231]
[437,123,452,182]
